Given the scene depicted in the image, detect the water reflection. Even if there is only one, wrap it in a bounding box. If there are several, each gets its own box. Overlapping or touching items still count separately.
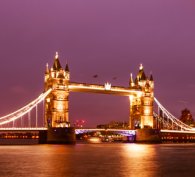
[0,144,195,177]
[120,144,160,177]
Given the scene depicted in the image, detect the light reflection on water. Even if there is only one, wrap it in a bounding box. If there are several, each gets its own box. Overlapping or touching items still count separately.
[121,144,159,177]
[0,143,195,177]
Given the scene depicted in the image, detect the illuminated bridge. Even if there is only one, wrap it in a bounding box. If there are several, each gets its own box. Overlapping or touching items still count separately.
[0,52,195,144]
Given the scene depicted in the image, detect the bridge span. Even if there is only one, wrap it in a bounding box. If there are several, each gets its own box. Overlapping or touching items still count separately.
[0,53,195,144]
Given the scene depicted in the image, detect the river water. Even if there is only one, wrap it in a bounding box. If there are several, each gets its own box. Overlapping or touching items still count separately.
[0,143,195,177]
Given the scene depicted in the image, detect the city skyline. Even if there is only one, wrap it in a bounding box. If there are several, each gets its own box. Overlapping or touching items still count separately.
[0,0,195,127]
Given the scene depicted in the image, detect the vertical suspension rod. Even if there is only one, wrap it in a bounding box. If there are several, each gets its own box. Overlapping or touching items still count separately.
[36,104,38,127]
[43,100,45,127]
[28,111,31,127]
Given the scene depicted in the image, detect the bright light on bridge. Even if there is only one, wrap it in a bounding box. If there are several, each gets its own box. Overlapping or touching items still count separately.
[104,82,111,90]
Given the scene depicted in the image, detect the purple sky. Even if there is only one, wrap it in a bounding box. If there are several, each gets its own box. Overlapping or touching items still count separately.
[0,0,195,127]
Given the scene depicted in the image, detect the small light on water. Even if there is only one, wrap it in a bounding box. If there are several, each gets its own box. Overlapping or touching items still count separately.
[87,137,101,143]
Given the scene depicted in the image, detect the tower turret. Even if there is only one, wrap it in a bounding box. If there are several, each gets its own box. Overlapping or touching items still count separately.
[135,64,147,88]
[129,64,154,129]
[150,74,153,81]
[137,64,146,81]
[149,73,154,90]
[129,73,134,87]
[64,63,70,81]
[45,63,49,74]
[65,62,69,72]
[53,52,62,71]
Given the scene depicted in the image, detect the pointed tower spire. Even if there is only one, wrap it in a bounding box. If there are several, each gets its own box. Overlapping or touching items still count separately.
[137,63,146,81]
[65,60,69,72]
[135,75,139,85]
[144,80,150,93]
[150,73,154,81]
[139,63,143,70]
[45,63,49,74]
[149,72,154,89]
[55,52,59,59]
[53,51,62,70]
[129,73,134,87]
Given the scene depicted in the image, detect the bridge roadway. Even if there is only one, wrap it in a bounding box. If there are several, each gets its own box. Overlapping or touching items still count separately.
[77,129,195,143]
[0,127,136,136]
[0,127,48,144]
[68,82,142,96]
[1,127,195,134]
[1,128,195,143]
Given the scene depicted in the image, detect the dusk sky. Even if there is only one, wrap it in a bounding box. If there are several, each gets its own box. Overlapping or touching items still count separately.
[0,0,195,127]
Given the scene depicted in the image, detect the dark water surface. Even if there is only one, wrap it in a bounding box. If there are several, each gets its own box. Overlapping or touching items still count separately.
[0,143,195,177]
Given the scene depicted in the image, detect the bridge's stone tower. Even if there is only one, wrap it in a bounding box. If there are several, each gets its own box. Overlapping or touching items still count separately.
[44,52,70,128]
[129,64,154,130]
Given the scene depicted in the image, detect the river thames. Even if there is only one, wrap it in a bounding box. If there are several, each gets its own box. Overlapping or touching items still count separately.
[0,143,195,177]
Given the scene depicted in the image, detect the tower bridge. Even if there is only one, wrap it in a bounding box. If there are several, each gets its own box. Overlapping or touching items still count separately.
[44,52,154,131]
[0,52,195,144]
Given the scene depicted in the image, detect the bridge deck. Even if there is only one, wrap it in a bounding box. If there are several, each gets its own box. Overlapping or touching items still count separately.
[69,82,141,96]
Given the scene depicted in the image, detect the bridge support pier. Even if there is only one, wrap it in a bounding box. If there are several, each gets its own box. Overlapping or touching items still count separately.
[47,127,76,144]
[135,128,161,143]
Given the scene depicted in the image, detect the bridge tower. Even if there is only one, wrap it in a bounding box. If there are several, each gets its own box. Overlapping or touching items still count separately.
[129,64,154,130]
[44,52,75,143]
[44,52,70,127]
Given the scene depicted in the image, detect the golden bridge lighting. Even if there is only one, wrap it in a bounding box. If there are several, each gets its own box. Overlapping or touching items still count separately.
[104,82,111,90]
[1,53,195,145]
[129,95,134,101]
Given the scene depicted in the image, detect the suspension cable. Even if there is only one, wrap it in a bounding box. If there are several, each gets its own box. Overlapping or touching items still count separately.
[154,97,193,131]
[0,89,52,125]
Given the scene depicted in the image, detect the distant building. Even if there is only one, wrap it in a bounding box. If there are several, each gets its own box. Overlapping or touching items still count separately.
[97,121,129,129]
[180,108,195,127]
